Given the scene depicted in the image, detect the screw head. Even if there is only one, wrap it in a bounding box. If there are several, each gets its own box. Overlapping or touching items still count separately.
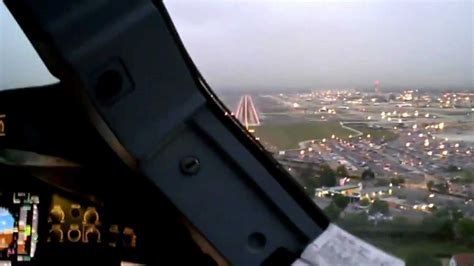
[180,157,200,175]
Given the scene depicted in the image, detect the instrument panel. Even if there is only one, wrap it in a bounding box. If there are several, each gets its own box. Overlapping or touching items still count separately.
[0,164,144,265]
[46,194,137,248]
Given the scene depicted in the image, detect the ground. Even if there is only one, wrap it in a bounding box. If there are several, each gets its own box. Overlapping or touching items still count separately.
[364,237,471,262]
[251,121,397,150]
[251,121,353,150]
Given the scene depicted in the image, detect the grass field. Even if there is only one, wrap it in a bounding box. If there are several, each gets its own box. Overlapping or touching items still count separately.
[251,121,353,150]
[349,124,399,141]
[364,237,471,261]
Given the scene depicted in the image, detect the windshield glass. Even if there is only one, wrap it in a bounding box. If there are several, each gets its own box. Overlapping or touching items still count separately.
[167,0,474,264]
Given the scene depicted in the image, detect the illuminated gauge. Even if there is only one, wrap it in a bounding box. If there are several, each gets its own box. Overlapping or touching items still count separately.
[49,205,65,223]
[83,208,99,225]
[67,225,81,243]
[0,207,14,250]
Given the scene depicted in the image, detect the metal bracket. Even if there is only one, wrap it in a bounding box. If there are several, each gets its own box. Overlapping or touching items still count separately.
[5,0,329,264]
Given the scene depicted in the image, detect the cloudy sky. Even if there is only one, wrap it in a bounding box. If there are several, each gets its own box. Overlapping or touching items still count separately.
[1,0,472,91]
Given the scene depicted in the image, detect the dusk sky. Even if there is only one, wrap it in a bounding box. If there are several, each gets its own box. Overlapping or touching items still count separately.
[1,1,472,91]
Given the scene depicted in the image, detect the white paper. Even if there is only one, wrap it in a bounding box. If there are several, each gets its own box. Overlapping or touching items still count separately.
[293,224,405,266]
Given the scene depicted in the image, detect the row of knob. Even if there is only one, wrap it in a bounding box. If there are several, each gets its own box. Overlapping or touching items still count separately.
[49,225,100,243]
[49,205,99,225]
[48,224,136,247]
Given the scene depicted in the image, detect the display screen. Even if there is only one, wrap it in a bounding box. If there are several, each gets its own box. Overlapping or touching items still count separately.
[0,192,39,262]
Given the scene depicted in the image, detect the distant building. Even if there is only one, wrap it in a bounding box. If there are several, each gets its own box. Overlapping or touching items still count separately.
[450,253,474,266]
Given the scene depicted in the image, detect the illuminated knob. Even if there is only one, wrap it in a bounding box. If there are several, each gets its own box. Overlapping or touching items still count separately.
[83,208,99,225]
[49,226,64,243]
[49,206,65,223]
[67,225,82,243]
[85,227,101,243]
[122,227,136,248]
[108,225,120,247]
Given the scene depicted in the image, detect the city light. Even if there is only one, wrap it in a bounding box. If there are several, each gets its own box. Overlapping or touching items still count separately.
[427,151,433,156]
[442,150,448,156]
